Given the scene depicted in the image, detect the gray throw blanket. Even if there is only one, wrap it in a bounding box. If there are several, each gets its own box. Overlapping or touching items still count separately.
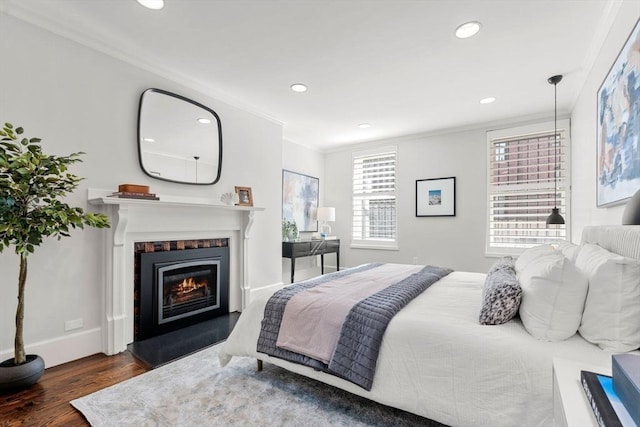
[257,264,453,390]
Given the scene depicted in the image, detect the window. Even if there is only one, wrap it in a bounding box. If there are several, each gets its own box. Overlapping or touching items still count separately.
[486,120,570,255]
[352,147,397,249]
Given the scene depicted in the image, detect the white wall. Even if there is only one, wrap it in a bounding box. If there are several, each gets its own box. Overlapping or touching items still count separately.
[324,128,493,274]
[0,14,283,366]
[570,1,640,239]
[281,139,326,282]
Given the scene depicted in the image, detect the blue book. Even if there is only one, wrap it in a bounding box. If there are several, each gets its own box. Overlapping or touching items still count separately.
[581,370,638,427]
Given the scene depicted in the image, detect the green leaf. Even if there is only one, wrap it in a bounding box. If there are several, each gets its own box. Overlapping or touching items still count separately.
[0,123,111,263]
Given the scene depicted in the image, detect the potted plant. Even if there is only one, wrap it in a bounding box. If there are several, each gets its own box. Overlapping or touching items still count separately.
[0,123,110,392]
[282,219,298,241]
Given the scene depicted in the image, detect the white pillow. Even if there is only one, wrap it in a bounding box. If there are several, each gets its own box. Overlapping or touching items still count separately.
[555,240,580,262]
[576,243,640,352]
[515,244,557,273]
[518,251,588,341]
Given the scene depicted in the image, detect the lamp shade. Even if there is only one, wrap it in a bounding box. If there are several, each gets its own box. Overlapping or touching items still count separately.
[546,208,565,225]
[622,189,640,225]
[316,207,335,222]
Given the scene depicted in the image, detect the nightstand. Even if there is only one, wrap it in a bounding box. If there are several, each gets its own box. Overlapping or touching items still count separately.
[553,357,611,427]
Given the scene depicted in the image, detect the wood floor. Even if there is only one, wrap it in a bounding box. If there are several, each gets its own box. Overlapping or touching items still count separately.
[0,352,149,427]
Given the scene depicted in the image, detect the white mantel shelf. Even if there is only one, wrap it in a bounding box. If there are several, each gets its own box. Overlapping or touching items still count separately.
[86,188,264,355]
[88,188,265,212]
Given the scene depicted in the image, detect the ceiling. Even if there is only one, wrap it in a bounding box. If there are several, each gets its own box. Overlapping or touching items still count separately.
[2,0,618,151]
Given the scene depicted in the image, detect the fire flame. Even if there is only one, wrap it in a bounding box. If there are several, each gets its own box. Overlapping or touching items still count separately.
[166,277,209,304]
[175,277,206,295]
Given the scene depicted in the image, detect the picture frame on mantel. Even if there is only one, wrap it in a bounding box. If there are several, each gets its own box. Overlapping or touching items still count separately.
[416,177,456,217]
[234,186,253,206]
[596,17,640,207]
[282,169,319,232]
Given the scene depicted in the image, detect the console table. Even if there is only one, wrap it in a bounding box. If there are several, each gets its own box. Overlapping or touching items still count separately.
[282,239,340,283]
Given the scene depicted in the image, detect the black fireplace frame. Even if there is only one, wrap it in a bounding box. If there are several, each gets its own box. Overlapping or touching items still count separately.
[138,246,229,340]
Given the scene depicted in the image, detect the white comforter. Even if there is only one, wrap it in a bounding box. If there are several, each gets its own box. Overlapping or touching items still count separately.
[219,271,610,427]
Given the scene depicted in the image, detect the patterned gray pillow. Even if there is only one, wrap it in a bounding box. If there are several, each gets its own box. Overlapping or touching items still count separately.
[487,256,515,275]
[479,267,522,325]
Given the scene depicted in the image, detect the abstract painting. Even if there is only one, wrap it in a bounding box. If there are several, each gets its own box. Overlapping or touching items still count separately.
[282,170,319,232]
[597,18,640,206]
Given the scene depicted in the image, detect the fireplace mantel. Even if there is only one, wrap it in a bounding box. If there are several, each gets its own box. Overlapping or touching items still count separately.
[88,192,263,212]
[87,189,264,355]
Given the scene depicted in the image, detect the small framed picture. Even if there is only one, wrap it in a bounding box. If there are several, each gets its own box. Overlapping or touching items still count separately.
[234,186,253,206]
[416,177,456,217]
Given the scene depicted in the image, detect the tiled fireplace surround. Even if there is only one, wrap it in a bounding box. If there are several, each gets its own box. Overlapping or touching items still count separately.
[88,189,263,355]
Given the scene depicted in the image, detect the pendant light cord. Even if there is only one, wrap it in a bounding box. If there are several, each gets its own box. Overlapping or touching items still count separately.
[554,80,558,209]
[546,74,564,225]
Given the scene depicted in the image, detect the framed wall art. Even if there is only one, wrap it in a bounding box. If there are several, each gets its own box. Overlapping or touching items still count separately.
[416,177,456,217]
[596,17,640,207]
[282,169,319,232]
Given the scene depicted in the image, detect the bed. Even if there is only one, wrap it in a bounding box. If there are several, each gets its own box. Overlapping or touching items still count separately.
[219,226,640,427]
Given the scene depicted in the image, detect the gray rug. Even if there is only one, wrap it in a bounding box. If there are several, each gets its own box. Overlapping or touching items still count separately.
[72,343,445,427]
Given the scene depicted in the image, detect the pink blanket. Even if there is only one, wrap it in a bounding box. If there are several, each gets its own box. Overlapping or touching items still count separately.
[275,264,423,363]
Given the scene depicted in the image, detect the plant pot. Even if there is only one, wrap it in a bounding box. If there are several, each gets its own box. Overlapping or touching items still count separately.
[0,354,45,393]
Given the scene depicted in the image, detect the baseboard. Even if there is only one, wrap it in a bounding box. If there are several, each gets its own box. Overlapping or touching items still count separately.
[0,327,102,368]
[248,281,284,304]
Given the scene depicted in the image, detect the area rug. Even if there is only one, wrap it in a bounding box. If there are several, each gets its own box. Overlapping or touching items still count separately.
[71,343,445,427]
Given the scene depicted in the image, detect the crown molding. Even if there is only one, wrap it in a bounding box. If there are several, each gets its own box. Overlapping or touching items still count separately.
[1,0,283,127]
[568,0,623,110]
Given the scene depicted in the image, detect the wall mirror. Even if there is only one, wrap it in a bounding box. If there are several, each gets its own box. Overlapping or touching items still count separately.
[138,88,222,185]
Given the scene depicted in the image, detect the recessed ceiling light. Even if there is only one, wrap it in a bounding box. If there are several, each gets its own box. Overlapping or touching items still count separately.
[136,0,164,10]
[143,137,155,142]
[480,97,496,104]
[290,83,308,93]
[358,123,372,129]
[197,118,211,124]
[455,21,481,39]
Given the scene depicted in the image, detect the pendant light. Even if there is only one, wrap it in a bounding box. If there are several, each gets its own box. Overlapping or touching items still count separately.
[546,75,565,225]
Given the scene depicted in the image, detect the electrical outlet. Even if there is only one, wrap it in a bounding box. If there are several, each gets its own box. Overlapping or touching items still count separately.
[412,256,418,265]
[65,318,83,331]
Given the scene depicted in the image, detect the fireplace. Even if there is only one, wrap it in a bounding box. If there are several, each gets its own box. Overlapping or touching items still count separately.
[136,240,229,340]
[88,189,262,355]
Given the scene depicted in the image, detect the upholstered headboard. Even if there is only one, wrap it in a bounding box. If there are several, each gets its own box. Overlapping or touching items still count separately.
[581,225,640,260]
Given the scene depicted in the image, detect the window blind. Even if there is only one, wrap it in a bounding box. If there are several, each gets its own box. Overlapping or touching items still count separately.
[352,149,397,244]
[487,124,569,253]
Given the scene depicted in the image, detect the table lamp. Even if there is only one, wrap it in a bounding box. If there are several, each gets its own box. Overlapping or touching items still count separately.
[316,207,335,238]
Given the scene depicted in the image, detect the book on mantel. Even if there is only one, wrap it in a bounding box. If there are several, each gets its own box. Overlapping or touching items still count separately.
[580,370,637,427]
